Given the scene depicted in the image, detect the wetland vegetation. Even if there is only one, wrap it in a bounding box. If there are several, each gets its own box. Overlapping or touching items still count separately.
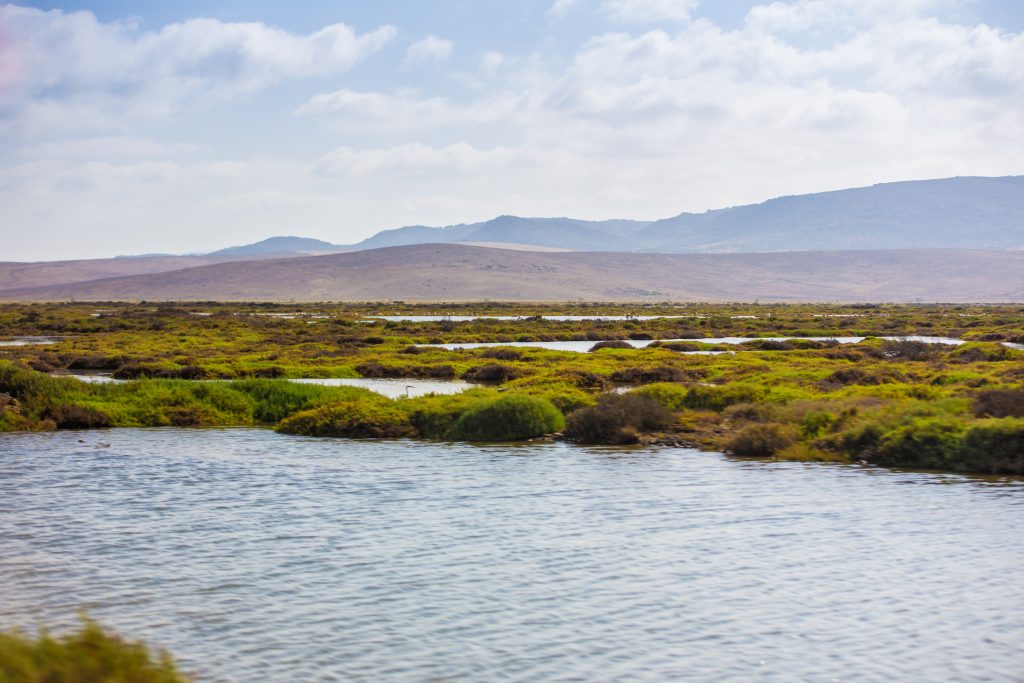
[1,301,1023,474]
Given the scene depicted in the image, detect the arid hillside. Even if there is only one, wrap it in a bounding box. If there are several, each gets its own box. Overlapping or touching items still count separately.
[2,244,1022,302]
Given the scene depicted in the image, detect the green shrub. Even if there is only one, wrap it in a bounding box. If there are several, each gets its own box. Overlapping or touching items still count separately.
[228,379,364,423]
[451,394,564,442]
[564,394,673,444]
[610,366,687,384]
[43,404,112,430]
[875,418,966,469]
[724,423,797,457]
[960,418,1024,474]
[276,399,415,438]
[0,617,188,683]
[800,411,836,438]
[521,386,595,415]
[461,363,521,383]
[0,362,68,406]
[632,383,688,411]
[683,384,765,411]
[589,340,633,351]
[406,391,496,439]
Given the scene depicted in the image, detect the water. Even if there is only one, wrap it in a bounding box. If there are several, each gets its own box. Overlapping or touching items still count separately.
[44,375,473,398]
[363,315,697,322]
[1,429,1022,682]
[0,336,60,346]
[291,377,472,398]
[429,335,967,352]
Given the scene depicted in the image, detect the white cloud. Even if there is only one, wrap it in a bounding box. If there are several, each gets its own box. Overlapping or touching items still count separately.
[2,1,1024,260]
[0,5,396,131]
[601,0,701,23]
[316,142,523,176]
[296,1,1024,222]
[404,35,453,64]
[547,0,583,19]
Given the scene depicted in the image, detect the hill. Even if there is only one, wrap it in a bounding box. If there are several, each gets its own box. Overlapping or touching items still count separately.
[3,244,1022,302]
[207,236,344,257]
[0,255,246,292]
[634,176,1024,253]
[350,216,650,251]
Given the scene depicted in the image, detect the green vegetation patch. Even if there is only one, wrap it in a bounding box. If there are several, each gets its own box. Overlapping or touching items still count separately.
[0,617,188,683]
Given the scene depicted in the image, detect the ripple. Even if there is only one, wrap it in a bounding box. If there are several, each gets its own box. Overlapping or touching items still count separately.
[1,428,1022,682]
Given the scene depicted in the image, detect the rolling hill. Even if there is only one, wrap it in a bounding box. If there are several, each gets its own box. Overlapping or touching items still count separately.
[0,255,246,292]
[3,244,1022,303]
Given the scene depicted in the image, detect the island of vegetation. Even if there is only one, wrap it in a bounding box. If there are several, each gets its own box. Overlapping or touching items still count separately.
[1,302,1022,475]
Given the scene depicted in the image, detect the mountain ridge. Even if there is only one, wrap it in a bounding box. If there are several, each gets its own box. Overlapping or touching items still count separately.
[196,175,1024,257]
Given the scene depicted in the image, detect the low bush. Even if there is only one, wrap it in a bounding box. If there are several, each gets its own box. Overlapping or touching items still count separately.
[451,394,564,442]
[276,399,415,438]
[480,348,524,361]
[972,387,1024,418]
[650,341,702,352]
[461,363,521,383]
[683,384,765,411]
[724,423,797,457]
[589,340,634,351]
[0,617,188,683]
[407,391,494,439]
[631,383,688,411]
[564,394,673,444]
[874,418,966,469]
[881,339,939,361]
[960,418,1024,474]
[610,365,687,384]
[43,404,112,430]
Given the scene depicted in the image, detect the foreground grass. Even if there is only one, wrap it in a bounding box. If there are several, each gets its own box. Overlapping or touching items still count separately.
[0,617,188,683]
[2,302,1023,474]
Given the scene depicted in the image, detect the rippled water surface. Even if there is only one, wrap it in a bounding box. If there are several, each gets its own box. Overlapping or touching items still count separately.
[1,429,1022,682]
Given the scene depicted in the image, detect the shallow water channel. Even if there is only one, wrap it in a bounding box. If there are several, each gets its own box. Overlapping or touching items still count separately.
[1,428,1022,682]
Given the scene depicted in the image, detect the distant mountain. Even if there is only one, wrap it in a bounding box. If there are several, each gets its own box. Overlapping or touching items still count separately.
[208,236,344,257]
[634,176,1024,253]
[4,244,1022,303]
[193,176,1024,258]
[338,176,1024,253]
[351,216,651,251]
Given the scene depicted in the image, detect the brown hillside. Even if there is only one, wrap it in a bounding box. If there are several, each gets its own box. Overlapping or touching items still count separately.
[2,245,1022,302]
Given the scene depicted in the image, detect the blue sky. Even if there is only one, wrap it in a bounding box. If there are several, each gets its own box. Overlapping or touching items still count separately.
[2,0,1023,260]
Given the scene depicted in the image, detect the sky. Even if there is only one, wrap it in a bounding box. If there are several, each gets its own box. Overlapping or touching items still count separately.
[1,0,1023,261]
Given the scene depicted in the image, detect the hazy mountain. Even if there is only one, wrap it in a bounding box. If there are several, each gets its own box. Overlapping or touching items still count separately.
[197,176,1024,257]
[634,176,1024,252]
[208,236,344,257]
[351,216,651,251]
[4,244,1022,303]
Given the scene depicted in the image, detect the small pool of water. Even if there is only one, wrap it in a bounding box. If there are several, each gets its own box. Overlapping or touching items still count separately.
[428,335,990,353]
[0,336,60,346]
[290,377,472,398]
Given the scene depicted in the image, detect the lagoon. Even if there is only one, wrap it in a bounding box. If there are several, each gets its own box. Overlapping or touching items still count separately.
[1,428,1022,682]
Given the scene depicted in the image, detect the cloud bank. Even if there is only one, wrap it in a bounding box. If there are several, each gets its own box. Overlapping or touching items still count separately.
[0,1,1022,259]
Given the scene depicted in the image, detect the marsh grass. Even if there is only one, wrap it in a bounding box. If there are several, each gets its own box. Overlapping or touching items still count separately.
[0,617,188,683]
